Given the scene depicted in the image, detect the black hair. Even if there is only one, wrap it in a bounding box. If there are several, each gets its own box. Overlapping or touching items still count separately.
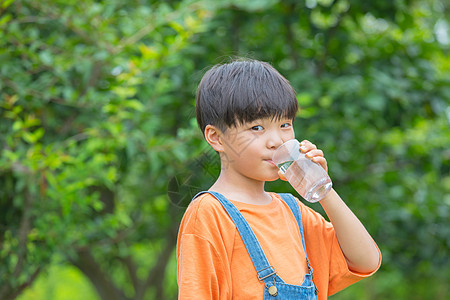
[196,59,298,134]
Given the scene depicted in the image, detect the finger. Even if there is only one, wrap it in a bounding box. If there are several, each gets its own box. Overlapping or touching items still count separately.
[300,140,316,148]
[305,149,324,159]
[312,156,328,172]
[300,140,317,153]
[278,170,288,181]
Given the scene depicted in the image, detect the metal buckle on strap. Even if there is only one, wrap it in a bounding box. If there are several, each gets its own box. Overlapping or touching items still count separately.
[257,266,277,281]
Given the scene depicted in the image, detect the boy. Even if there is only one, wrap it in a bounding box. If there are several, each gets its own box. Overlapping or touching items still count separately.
[177,59,381,299]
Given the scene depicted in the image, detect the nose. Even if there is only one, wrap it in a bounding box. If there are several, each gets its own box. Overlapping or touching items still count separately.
[267,131,284,150]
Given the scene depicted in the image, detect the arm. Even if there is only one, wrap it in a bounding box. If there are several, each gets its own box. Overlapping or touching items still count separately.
[319,188,380,273]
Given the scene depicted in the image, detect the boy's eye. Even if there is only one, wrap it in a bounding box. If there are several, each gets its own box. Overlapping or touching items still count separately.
[251,125,264,131]
[281,123,291,128]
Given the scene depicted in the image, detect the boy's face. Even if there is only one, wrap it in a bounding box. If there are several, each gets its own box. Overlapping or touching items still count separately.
[219,117,295,182]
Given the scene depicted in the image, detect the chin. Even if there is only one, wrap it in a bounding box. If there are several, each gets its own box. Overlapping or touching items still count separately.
[265,175,280,182]
[252,169,280,182]
[266,178,279,182]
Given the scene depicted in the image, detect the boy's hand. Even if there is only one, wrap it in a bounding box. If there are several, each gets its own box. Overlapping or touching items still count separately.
[277,139,328,180]
[300,140,328,173]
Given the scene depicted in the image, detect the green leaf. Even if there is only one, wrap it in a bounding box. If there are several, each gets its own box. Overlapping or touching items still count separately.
[125,99,144,111]
[12,120,22,131]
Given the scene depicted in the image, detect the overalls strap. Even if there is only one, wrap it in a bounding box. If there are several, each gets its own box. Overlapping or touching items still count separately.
[277,193,309,260]
[193,191,275,280]
[193,191,318,299]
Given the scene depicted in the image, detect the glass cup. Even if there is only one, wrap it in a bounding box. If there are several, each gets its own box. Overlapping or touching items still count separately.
[272,139,332,202]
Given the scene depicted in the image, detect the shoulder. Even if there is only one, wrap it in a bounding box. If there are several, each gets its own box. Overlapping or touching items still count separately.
[188,192,232,218]
[180,192,236,237]
[274,193,332,230]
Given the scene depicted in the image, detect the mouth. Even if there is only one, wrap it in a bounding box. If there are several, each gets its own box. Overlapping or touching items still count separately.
[265,159,277,167]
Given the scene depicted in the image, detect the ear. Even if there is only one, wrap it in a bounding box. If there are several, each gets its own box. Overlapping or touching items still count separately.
[204,125,225,152]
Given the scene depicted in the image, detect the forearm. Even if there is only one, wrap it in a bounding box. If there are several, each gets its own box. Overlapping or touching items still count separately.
[320,188,380,273]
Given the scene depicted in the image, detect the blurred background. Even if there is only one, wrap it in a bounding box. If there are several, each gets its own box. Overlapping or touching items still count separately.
[0,0,449,299]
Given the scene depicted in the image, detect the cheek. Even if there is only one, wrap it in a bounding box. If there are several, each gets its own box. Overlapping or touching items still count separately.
[284,129,295,141]
[242,144,267,166]
[234,135,260,155]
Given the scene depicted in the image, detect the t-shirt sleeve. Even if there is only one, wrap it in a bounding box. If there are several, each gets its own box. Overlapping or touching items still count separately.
[176,197,233,299]
[298,200,381,297]
[178,234,230,299]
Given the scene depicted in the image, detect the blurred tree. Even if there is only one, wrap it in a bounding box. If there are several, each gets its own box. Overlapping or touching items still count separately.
[0,0,448,299]
[1,0,211,299]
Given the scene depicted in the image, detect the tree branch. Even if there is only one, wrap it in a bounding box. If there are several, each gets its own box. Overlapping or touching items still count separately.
[71,248,129,300]
[13,182,33,278]
[2,267,42,300]
[0,179,42,300]
[136,212,180,300]
[119,255,140,292]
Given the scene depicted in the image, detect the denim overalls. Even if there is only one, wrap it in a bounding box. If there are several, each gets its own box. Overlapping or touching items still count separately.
[195,191,318,299]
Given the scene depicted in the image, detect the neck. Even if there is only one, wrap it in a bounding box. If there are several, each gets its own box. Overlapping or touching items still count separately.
[209,169,272,205]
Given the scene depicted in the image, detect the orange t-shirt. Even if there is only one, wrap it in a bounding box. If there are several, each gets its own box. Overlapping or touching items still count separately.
[177,193,380,299]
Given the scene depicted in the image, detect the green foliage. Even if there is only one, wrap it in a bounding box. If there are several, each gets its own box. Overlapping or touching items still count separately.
[1,0,448,299]
[1,0,209,298]
[18,259,98,300]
